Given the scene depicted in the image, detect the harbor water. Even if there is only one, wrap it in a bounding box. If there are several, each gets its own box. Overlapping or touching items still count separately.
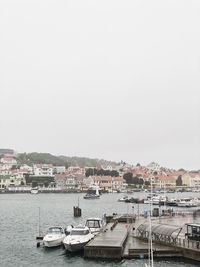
[0,192,199,267]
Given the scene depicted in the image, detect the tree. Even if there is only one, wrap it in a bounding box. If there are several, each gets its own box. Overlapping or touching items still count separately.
[85,168,96,177]
[132,176,140,185]
[123,172,133,184]
[139,178,144,185]
[176,175,183,186]
[145,181,150,186]
[32,181,38,188]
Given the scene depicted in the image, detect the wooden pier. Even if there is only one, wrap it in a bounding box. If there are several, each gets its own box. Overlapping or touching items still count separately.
[84,217,200,261]
[123,236,182,258]
[84,222,129,259]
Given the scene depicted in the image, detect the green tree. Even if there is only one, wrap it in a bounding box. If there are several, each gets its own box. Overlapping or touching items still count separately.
[85,168,97,177]
[123,172,133,184]
[176,175,183,186]
[145,181,150,186]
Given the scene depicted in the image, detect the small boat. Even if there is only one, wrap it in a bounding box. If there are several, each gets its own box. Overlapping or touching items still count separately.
[43,226,67,248]
[31,187,39,194]
[118,195,129,202]
[84,185,101,199]
[85,218,104,235]
[166,198,178,206]
[144,194,167,205]
[177,198,197,207]
[63,226,94,252]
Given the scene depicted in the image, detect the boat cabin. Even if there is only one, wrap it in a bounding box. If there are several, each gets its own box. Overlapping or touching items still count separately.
[70,227,90,236]
[85,218,103,234]
[186,223,200,241]
[48,227,64,234]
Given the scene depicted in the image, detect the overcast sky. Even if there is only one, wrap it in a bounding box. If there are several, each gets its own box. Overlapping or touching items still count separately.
[1,0,200,170]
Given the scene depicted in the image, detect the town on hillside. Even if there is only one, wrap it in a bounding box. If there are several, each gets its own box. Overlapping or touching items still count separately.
[0,149,199,193]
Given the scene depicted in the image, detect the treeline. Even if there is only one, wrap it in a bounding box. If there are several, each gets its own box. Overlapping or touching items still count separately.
[24,174,55,187]
[123,172,150,186]
[85,168,119,177]
[17,152,117,168]
[17,153,66,166]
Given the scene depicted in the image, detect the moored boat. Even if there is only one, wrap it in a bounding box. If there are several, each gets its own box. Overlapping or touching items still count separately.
[177,198,197,207]
[83,185,101,199]
[43,226,66,248]
[118,195,129,202]
[85,217,104,235]
[63,226,94,252]
[31,187,39,194]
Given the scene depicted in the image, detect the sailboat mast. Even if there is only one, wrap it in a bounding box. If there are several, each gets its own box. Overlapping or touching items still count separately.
[150,176,154,267]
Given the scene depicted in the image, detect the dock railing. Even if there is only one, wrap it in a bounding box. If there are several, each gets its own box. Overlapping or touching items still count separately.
[136,235,200,251]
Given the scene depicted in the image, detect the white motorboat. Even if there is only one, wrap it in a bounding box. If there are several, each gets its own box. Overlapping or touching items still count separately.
[118,195,129,202]
[43,226,66,248]
[31,187,39,194]
[177,198,197,207]
[144,194,167,205]
[84,185,101,199]
[63,226,94,252]
[144,194,159,204]
[85,218,104,235]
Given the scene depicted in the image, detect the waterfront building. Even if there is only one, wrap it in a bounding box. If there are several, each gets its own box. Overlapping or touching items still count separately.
[0,174,26,189]
[182,173,191,187]
[33,164,54,177]
[54,173,67,189]
[65,175,77,190]
[92,175,125,191]
[189,172,200,188]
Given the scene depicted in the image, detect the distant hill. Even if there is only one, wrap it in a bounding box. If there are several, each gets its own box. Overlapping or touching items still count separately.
[0,148,14,156]
[17,152,118,168]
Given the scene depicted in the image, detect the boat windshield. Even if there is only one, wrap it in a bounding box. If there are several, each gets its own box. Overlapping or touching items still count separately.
[86,220,100,228]
[71,229,89,235]
[48,228,62,234]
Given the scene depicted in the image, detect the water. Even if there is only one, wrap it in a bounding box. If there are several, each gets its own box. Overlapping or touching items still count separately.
[0,192,199,267]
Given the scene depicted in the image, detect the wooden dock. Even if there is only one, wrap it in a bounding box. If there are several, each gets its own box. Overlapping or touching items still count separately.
[84,222,129,259]
[84,224,182,259]
[123,236,182,258]
[84,216,200,261]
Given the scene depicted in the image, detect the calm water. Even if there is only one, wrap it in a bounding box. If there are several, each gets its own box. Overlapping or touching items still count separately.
[0,192,199,267]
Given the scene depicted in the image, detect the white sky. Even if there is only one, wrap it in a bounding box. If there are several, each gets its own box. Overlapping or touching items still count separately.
[0,0,200,170]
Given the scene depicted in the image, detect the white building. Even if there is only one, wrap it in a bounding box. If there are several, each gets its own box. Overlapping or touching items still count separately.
[20,164,33,173]
[53,166,66,174]
[0,174,26,189]
[190,174,200,188]
[33,164,54,177]
[65,176,77,189]
[0,157,17,166]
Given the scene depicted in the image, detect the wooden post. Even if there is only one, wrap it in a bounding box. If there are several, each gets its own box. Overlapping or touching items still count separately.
[73,206,82,217]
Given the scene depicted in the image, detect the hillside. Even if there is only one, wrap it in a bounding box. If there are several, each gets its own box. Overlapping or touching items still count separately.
[17,152,118,168]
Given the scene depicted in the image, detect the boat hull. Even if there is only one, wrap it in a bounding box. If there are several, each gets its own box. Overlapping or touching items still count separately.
[64,240,88,252]
[83,195,100,199]
[43,236,65,248]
